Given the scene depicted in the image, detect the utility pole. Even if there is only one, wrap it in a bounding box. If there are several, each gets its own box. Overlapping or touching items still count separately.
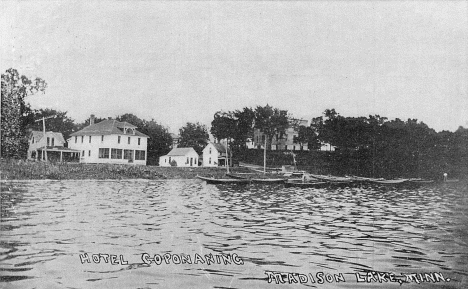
[225,138,230,174]
[264,136,267,174]
[34,115,55,161]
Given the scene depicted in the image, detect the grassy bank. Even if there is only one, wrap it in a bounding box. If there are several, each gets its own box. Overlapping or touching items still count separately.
[0,159,237,180]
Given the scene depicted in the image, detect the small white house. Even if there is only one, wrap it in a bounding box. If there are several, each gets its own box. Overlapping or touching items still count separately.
[68,116,149,165]
[159,147,199,167]
[202,142,230,167]
[27,131,80,162]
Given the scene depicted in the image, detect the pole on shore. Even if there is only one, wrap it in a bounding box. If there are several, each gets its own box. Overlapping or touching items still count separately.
[35,115,55,162]
[264,137,267,174]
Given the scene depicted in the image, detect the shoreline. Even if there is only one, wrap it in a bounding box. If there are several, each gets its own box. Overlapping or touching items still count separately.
[0,159,238,181]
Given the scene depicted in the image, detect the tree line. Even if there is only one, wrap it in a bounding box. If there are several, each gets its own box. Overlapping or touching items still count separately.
[209,107,467,179]
[2,68,467,177]
[1,69,180,165]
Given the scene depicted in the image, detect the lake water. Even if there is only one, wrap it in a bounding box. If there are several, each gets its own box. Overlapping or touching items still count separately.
[1,179,467,289]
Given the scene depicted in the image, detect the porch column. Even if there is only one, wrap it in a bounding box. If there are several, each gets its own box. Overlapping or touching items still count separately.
[60,151,63,162]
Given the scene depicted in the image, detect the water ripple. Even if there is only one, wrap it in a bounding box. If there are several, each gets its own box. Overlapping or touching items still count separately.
[0,180,467,288]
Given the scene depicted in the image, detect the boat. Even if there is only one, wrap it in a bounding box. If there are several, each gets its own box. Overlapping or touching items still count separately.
[284,179,329,188]
[407,178,434,185]
[251,178,286,184]
[347,176,384,183]
[309,174,353,182]
[370,179,409,185]
[197,175,250,184]
[225,173,251,179]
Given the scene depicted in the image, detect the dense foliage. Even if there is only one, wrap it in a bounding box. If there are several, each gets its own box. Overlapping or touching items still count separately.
[1,69,47,158]
[210,107,256,151]
[211,105,291,151]
[29,108,76,140]
[301,109,468,179]
[178,122,209,155]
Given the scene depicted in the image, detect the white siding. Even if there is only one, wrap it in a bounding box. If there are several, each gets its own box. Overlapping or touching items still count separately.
[159,152,199,167]
[68,134,148,165]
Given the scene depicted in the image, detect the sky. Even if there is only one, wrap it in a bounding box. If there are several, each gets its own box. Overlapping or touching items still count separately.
[1,1,467,133]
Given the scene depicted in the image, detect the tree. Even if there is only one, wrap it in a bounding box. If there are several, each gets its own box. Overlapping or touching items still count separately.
[29,108,76,140]
[210,107,256,151]
[232,107,255,150]
[254,105,289,149]
[143,120,173,165]
[295,125,321,150]
[179,122,209,155]
[1,68,47,158]
[116,113,145,129]
[210,111,237,142]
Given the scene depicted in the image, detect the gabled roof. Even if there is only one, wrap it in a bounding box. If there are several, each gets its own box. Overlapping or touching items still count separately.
[205,142,229,153]
[70,119,148,137]
[30,131,65,143]
[166,147,198,156]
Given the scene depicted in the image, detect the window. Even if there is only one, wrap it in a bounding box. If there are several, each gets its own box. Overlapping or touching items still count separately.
[135,150,146,160]
[89,136,92,143]
[82,150,85,157]
[111,148,123,159]
[52,138,55,146]
[118,136,121,144]
[99,148,110,158]
[209,157,211,164]
[88,150,91,157]
[32,137,35,144]
[186,157,189,164]
[128,137,131,144]
[138,138,141,145]
[75,136,77,143]
[47,137,50,146]
[209,148,211,154]
[81,136,84,143]
[101,135,104,142]
[124,149,133,160]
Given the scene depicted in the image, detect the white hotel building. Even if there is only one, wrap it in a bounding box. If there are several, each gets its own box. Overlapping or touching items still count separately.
[68,116,149,165]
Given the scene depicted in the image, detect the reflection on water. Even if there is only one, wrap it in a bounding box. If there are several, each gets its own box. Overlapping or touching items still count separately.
[1,180,467,288]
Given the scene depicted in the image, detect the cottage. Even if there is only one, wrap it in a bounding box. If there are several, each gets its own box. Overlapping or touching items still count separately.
[68,115,149,165]
[28,131,80,162]
[159,147,199,167]
[202,142,231,167]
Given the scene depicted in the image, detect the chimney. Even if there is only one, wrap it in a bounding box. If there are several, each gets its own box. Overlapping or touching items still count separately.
[90,114,95,125]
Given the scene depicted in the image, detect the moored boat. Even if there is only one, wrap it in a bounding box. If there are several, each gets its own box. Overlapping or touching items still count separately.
[309,174,353,183]
[251,178,286,184]
[197,175,250,184]
[407,178,434,185]
[370,179,409,185]
[225,173,251,179]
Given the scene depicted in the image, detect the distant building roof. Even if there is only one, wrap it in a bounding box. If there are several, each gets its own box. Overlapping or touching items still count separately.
[70,119,148,137]
[166,147,198,156]
[205,142,230,154]
[211,142,227,153]
[30,131,65,143]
